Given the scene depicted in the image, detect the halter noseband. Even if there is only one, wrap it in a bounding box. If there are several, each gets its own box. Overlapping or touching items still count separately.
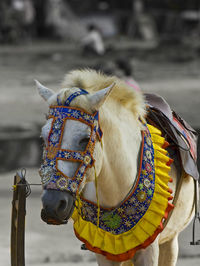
[39,88,103,195]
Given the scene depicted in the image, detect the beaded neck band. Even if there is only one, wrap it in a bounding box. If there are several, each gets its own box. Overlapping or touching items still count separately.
[39,89,103,195]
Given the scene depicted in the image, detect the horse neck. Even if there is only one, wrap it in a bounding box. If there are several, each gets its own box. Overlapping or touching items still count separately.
[83,102,142,208]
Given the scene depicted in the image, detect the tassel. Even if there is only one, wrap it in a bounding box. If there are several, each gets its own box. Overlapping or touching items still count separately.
[76,192,82,226]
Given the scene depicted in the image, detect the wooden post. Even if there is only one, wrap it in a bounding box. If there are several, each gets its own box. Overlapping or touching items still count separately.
[11,172,27,266]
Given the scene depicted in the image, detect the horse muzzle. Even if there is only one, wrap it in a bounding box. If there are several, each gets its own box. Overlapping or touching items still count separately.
[41,189,75,225]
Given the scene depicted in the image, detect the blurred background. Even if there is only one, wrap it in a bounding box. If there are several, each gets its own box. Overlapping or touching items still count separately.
[0,0,200,265]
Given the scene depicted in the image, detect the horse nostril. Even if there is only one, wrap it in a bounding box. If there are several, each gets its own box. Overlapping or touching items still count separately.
[57,199,67,213]
[41,190,74,223]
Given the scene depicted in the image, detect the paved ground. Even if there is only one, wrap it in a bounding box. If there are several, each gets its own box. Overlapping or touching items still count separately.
[1,168,200,266]
[0,41,200,128]
[0,41,200,265]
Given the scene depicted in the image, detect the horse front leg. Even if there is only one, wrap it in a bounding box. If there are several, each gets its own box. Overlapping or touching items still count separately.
[132,238,159,266]
[158,234,179,266]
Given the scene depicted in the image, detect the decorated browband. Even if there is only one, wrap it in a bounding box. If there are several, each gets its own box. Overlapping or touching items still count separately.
[39,88,103,195]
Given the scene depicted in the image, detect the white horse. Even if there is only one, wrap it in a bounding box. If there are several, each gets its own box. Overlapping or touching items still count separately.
[36,69,195,266]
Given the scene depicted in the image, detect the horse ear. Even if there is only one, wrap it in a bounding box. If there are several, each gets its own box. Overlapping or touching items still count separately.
[35,80,54,101]
[88,83,115,110]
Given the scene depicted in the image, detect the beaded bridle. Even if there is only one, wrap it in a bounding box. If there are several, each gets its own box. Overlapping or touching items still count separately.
[39,88,103,195]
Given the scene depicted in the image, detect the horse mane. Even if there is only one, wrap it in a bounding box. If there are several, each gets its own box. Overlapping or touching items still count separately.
[62,69,146,119]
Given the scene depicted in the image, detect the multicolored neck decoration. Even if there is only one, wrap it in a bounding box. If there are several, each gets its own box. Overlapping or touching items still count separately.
[72,124,174,262]
[39,88,103,195]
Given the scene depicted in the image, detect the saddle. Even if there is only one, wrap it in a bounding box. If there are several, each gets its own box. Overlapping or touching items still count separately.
[145,93,199,180]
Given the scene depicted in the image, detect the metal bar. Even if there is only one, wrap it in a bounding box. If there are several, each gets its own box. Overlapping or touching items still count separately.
[11,175,17,266]
[190,179,200,245]
[11,172,26,266]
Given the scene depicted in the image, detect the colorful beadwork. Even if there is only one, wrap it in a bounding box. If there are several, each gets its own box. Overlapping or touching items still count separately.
[80,127,155,234]
[39,89,103,195]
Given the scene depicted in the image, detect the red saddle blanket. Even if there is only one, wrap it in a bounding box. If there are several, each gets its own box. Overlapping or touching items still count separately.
[145,93,199,180]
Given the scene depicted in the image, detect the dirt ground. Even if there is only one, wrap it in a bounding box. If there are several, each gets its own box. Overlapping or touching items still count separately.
[0,40,200,265]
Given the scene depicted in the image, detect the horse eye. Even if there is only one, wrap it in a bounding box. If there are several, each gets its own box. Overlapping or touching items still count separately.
[79,137,90,146]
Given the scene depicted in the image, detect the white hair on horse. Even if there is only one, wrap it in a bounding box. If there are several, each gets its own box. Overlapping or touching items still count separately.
[60,69,146,121]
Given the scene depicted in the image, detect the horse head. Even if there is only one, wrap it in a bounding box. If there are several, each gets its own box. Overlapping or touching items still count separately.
[36,77,115,225]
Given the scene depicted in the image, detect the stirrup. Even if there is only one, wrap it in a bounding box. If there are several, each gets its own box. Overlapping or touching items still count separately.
[190,180,200,245]
[190,214,200,245]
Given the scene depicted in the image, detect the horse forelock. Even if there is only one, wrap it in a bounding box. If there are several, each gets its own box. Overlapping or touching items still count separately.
[61,69,146,120]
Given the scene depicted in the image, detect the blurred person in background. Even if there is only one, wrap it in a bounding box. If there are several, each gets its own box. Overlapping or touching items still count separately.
[94,58,141,92]
[115,58,141,91]
[81,24,105,56]
[23,0,35,39]
[0,0,35,42]
[12,0,35,39]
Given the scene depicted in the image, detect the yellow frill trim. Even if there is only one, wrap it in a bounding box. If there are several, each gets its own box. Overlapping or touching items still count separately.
[71,124,174,261]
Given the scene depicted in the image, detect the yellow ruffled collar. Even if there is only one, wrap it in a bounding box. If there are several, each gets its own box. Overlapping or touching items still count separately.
[72,124,174,262]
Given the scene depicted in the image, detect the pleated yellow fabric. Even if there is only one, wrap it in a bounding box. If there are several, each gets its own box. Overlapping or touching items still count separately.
[72,124,174,261]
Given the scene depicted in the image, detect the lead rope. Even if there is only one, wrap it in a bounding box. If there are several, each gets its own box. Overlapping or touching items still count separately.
[94,165,100,228]
[76,192,82,228]
[12,168,41,197]
[80,166,100,251]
